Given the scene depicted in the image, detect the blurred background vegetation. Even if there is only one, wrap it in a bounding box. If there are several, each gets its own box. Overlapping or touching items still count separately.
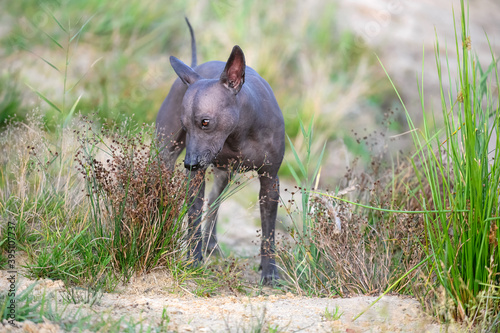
[1,0,400,182]
[1,1,499,329]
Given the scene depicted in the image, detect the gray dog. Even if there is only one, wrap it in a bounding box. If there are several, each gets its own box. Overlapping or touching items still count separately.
[156,20,285,284]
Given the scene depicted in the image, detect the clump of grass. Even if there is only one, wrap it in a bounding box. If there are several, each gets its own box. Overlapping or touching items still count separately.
[0,113,115,288]
[0,110,203,294]
[76,117,197,280]
[279,4,499,328]
[0,282,44,323]
[277,118,326,294]
[279,117,426,297]
[0,282,87,330]
[61,282,104,306]
[380,0,500,326]
[0,109,258,304]
[309,198,424,296]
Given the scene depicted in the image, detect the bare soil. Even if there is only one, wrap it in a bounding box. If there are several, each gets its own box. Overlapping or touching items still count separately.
[0,267,459,333]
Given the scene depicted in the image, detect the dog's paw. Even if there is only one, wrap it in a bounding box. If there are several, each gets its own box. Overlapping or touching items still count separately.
[260,268,280,286]
[205,244,223,257]
[204,237,223,257]
[185,257,202,269]
[185,249,203,269]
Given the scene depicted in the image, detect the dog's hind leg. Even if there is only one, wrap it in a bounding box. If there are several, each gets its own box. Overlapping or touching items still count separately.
[204,168,230,256]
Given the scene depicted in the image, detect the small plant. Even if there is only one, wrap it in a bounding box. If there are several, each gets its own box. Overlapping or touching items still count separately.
[158,307,170,332]
[61,282,104,307]
[323,305,343,321]
[0,282,43,323]
[0,114,114,289]
[278,118,326,294]
[279,115,427,297]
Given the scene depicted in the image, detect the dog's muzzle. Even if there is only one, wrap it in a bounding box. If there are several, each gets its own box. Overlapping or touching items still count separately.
[184,150,212,171]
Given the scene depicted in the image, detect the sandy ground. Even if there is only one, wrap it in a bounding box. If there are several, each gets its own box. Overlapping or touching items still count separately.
[0,268,457,333]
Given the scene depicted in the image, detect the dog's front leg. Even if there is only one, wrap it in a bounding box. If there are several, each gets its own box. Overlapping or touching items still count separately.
[186,170,205,264]
[259,174,280,285]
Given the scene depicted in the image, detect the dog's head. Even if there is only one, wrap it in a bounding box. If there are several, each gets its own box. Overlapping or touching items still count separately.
[170,45,246,171]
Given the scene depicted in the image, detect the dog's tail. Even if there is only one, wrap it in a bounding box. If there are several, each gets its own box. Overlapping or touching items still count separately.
[184,17,197,68]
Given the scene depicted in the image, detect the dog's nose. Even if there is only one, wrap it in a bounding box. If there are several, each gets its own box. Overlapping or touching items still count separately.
[184,161,200,171]
[184,154,201,171]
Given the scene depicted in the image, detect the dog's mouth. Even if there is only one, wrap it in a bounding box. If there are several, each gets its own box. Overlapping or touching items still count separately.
[184,148,220,171]
[201,147,224,167]
[198,150,213,169]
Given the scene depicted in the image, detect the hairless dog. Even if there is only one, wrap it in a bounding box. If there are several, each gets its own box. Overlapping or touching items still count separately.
[156,19,285,284]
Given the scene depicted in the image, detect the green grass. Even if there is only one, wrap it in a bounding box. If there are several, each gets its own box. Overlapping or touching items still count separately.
[0,111,258,297]
[278,118,328,295]
[323,305,343,321]
[77,120,193,281]
[377,0,500,326]
[278,116,428,298]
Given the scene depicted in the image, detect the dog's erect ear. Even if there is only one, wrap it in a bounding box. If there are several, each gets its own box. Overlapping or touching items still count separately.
[220,45,246,94]
[170,56,202,86]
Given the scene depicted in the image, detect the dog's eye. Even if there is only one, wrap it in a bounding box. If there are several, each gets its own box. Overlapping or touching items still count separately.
[201,119,210,128]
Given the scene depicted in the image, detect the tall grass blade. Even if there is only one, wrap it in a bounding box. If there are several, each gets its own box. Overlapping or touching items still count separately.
[42,6,67,33]
[287,135,307,181]
[25,83,62,113]
[41,30,64,49]
[70,14,95,42]
[381,0,500,322]
[63,94,82,127]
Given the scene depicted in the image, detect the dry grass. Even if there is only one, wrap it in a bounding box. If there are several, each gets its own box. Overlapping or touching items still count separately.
[75,117,202,277]
[0,113,206,290]
[278,116,428,297]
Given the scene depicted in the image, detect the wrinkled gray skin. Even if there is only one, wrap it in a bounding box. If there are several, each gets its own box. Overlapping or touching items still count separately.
[156,30,284,285]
